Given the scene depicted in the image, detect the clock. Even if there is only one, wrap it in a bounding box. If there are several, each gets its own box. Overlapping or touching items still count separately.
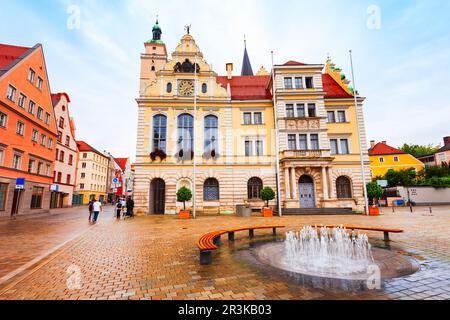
[179,80,195,96]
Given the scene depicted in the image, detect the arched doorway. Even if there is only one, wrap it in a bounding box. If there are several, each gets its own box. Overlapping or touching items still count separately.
[299,175,315,208]
[150,178,166,215]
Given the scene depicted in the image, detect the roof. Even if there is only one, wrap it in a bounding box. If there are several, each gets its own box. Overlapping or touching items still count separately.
[114,158,128,171]
[216,75,272,100]
[0,43,33,77]
[76,141,105,157]
[51,93,71,106]
[369,143,406,156]
[322,74,353,99]
[437,143,450,153]
[282,60,307,66]
[241,46,254,76]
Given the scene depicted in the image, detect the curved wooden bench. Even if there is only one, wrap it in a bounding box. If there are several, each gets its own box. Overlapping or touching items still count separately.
[197,225,285,265]
[316,224,404,242]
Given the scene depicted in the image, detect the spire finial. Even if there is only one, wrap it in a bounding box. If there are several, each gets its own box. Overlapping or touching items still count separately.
[244,34,247,48]
[185,24,191,35]
[156,14,159,24]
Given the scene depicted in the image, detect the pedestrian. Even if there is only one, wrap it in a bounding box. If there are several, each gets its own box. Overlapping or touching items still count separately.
[126,197,135,218]
[88,199,94,222]
[121,197,127,217]
[115,200,123,220]
[92,198,103,224]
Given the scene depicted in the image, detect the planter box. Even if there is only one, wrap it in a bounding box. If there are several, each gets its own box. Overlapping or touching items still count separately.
[262,208,273,217]
[369,207,380,216]
[180,210,191,219]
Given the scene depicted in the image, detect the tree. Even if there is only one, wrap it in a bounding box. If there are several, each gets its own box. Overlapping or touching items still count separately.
[260,187,276,208]
[176,187,192,211]
[399,144,440,158]
[384,168,417,187]
[366,182,383,205]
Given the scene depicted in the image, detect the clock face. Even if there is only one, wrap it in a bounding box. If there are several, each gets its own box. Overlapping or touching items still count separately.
[179,80,195,96]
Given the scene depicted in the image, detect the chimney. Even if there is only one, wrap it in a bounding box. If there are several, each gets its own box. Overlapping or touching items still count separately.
[370,140,375,148]
[226,63,233,80]
[444,136,450,146]
[382,140,387,145]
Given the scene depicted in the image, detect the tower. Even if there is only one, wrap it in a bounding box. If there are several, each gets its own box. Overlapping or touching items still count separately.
[241,38,254,76]
[140,18,168,96]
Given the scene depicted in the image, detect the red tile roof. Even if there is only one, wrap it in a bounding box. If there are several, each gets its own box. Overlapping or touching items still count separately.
[0,43,31,71]
[51,93,71,106]
[369,143,406,156]
[282,60,307,66]
[76,141,104,156]
[114,158,128,171]
[216,75,272,100]
[322,74,353,99]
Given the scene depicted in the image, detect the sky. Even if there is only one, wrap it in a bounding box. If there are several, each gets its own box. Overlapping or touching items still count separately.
[1,0,449,161]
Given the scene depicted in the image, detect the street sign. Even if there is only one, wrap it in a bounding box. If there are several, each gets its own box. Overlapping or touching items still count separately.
[377,180,388,188]
[15,178,25,190]
[112,178,119,184]
[50,185,59,192]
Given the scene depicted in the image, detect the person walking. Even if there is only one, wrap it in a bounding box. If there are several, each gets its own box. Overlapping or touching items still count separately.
[121,197,127,218]
[115,200,123,220]
[126,197,135,218]
[92,198,103,224]
[88,199,94,223]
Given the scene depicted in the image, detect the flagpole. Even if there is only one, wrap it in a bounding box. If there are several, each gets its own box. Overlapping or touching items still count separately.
[193,53,198,219]
[349,50,369,216]
[271,51,283,217]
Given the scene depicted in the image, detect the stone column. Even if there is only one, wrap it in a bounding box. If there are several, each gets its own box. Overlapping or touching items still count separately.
[322,166,329,200]
[284,168,291,200]
[290,167,298,200]
[327,166,335,199]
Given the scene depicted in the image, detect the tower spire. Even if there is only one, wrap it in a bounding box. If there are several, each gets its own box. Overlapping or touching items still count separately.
[241,35,254,76]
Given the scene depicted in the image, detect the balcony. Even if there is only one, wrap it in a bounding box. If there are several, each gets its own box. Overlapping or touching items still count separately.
[281,117,324,131]
[281,149,329,159]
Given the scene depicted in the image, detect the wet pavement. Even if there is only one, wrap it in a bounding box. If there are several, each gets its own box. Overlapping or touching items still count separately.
[0,206,449,300]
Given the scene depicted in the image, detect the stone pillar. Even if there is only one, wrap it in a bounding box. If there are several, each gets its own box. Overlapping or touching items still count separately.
[322,166,329,200]
[284,168,291,200]
[327,166,335,199]
[290,167,298,200]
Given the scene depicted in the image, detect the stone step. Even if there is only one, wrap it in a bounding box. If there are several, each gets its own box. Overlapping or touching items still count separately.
[278,208,355,216]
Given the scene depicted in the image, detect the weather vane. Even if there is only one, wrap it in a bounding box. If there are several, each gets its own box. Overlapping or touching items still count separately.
[185,24,191,35]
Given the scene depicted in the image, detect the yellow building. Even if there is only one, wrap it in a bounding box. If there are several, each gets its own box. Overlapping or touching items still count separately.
[133,21,370,215]
[369,141,425,178]
[74,141,110,204]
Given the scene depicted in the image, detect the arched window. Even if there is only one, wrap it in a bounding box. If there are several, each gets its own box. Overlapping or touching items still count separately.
[166,82,172,93]
[248,177,263,200]
[151,66,156,71]
[153,115,167,152]
[204,115,218,155]
[336,176,352,199]
[202,83,207,94]
[204,178,219,201]
[178,114,194,158]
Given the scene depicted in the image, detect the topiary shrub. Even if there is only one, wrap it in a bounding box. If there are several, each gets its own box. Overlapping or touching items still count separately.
[367,182,383,206]
[177,187,192,211]
[261,187,276,208]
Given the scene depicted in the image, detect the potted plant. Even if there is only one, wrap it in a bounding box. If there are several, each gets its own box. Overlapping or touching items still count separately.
[150,149,167,162]
[261,187,276,217]
[177,186,192,219]
[366,182,384,216]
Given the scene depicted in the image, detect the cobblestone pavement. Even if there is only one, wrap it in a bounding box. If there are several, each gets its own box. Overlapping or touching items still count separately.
[0,206,449,300]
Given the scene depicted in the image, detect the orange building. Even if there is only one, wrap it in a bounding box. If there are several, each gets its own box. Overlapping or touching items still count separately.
[0,43,58,218]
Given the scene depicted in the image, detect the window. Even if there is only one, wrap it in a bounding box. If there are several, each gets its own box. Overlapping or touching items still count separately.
[255,141,264,156]
[151,66,156,71]
[12,154,22,170]
[177,114,194,157]
[28,68,35,83]
[305,77,314,89]
[18,93,27,108]
[393,156,399,162]
[28,159,35,173]
[31,129,38,142]
[202,83,207,94]
[254,112,263,125]
[59,117,64,128]
[295,77,303,89]
[55,148,59,161]
[57,131,62,142]
[28,100,35,114]
[82,162,86,168]
[16,121,25,136]
[340,139,350,154]
[0,112,7,128]
[248,177,263,200]
[379,157,385,163]
[153,115,167,152]
[337,111,346,123]
[204,115,218,154]
[81,173,86,179]
[0,148,4,166]
[65,136,70,146]
[204,178,219,201]
[46,164,50,176]
[57,172,62,183]
[37,162,43,175]
[80,184,85,190]
[299,134,308,150]
[30,187,44,209]
[336,177,352,199]
[327,111,336,123]
[40,134,46,146]
[307,104,316,117]
[37,77,43,90]
[45,113,50,125]
[244,112,252,125]
[69,155,74,166]
[286,104,295,118]
[330,139,338,155]
[288,134,297,150]
[0,183,7,211]
[37,107,43,120]
[59,150,65,163]
[245,140,253,157]
[83,153,87,159]
[310,134,320,150]
[7,85,16,102]
[284,78,293,89]
[166,82,172,93]
[66,174,71,185]
[296,104,306,118]
[47,138,53,149]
